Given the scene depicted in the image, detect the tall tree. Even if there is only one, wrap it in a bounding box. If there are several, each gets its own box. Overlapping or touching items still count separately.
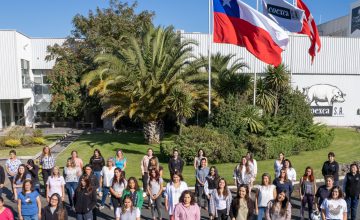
[46,1,154,120]
[82,26,209,144]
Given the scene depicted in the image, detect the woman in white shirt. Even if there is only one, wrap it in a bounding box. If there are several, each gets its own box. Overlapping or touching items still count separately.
[99,157,116,210]
[110,168,127,215]
[283,159,296,183]
[255,173,277,220]
[246,152,257,177]
[274,152,285,178]
[63,158,81,208]
[320,186,347,220]
[209,178,232,220]
[115,195,140,220]
[165,171,188,220]
[46,166,65,202]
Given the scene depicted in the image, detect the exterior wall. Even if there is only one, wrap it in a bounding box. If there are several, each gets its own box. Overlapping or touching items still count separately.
[31,38,66,69]
[182,33,360,126]
[317,16,349,37]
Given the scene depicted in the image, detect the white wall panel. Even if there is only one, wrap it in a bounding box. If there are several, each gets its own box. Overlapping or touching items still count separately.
[31,38,65,69]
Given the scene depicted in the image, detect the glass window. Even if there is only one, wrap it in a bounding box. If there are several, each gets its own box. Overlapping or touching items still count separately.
[21,59,31,88]
[34,76,42,84]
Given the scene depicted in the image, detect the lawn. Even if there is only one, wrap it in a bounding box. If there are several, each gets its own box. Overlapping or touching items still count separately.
[55,128,360,186]
[0,134,63,158]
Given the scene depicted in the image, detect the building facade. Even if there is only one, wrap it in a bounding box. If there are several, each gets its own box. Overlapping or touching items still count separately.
[181,33,360,126]
[0,30,64,130]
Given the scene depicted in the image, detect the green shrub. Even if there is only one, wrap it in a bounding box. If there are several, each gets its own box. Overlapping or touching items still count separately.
[5,139,21,148]
[32,129,43,137]
[6,126,27,139]
[160,126,246,164]
[0,136,6,147]
[32,137,46,145]
[21,136,33,145]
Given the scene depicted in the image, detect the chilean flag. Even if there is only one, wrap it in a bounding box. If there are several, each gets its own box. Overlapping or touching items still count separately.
[213,0,289,66]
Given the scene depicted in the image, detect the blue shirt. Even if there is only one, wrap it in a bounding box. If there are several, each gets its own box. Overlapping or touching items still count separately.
[18,190,39,216]
[115,158,126,170]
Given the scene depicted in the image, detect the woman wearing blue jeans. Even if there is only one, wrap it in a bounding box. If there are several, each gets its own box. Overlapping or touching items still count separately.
[64,158,82,208]
[255,173,276,220]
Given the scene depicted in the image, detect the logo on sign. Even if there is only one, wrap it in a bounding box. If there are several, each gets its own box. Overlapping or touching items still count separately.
[267,4,291,19]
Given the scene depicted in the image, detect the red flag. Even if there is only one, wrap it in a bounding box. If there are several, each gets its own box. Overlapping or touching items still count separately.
[297,0,321,63]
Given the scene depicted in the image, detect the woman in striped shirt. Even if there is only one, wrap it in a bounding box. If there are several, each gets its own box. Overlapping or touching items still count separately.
[40,146,55,193]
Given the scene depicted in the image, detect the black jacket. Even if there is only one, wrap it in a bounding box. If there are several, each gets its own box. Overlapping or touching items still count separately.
[41,206,68,220]
[344,172,360,198]
[27,165,40,184]
[74,187,97,214]
[80,174,99,189]
[168,157,184,175]
[321,161,339,181]
[0,165,5,184]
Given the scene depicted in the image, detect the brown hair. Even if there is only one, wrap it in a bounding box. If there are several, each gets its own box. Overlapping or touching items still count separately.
[111,168,126,187]
[41,146,52,157]
[77,176,93,194]
[21,179,34,195]
[179,190,196,205]
[302,166,315,182]
[329,186,344,199]
[217,178,229,197]
[66,158,76,168]
[271,190,290,217]
[126,177,140,191]
[171,171,184,182]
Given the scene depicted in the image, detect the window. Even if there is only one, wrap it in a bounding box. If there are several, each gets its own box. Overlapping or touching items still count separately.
[32,69,51,95]
[21,59,31,88]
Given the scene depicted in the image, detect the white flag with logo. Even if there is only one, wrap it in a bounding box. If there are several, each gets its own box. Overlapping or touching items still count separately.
[262,0,305,32]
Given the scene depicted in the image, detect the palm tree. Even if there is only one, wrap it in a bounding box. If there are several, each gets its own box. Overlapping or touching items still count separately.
[255,78,276,113]
[240,105,264,133]
[264,64,290,116]
[82,26,208,144]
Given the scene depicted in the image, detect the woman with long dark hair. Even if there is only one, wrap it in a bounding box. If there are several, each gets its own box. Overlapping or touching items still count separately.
[148,156,163,177]
[272,168,293,199]
[299,166,316,220]
[115,195,140,220]
[17,179,41,220]
[121,177,144,209]
[205,166,220,220]
[194,149,207,169]
[41,193,68,220]
[74,176,97,220]
[230,184,255,220]
[265,190,291,220]
[233,157,254,190]
[40,146,55,193]
[174,190,201,220]
[165,171,188,220]
[26,159,40,192]
[196,158,209,210]
[255,173,276,220]
[209,178,232,220]
[320,186,347,220]
[274,153,285,179]
[110,168,127,215]
[13,164,31,201]
[147,168,163,220]
[89,149,105,196]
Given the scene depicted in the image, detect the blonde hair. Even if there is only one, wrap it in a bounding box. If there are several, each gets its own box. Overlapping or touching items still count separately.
[52,166,61,177]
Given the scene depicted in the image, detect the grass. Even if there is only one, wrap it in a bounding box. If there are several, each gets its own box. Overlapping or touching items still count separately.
[0,134,63,158]
[55,128,360,186]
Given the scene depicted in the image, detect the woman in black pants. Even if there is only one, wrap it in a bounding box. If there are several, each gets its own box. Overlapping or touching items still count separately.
[109,168,127,216]
[40,146,55,193]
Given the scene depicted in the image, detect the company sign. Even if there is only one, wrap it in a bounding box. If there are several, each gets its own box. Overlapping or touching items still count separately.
[267,4,291,19]
[311,106,332,117]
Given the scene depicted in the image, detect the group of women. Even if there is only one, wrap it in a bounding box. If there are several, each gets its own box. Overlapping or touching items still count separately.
[0,147,358,220]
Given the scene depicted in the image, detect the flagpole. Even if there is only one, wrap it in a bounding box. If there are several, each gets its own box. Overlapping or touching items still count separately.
[253,0,259,107]
[208,0,212,117]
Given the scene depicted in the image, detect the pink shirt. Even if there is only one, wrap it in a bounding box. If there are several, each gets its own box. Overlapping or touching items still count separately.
[174,203,200,220]
[74,158,83,168]
[0,207,14,220]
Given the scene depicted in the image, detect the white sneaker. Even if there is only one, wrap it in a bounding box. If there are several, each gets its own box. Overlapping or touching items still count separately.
[110,205,114,210]
[99,205,105,210]
[98,192,103,197]
[143,192,147,197]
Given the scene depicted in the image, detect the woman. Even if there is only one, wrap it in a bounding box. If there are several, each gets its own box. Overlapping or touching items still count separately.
[40,146,55,193]
[320,186,347,220]
[165,171,188,220]
[265,190,291,220]
[196,158,209,209]
[315,176,334,211]
[110,168,127,214]
[174,190,201,220]
[230,184,255,220]
[114,149,127,171]
[121,177,144,209]
[115,195,140,220]
[272,168,293,199]
[168,149,184,176]
[0,196,14,220]
[299,166,316,220]
[99,157,116,210]
[63,158,81,208]
[17,179,41,220]
[71,151,83,169]
[274,153,285,179]
[255,173,277,220]
[205,166,220,220]
[13,164,31,201]
[147,168,164,220]
[74,176,97,220]
[41,193,68,220]
[148,156,163,177]
[209,178,232,220]
[46,166,65,202]
[246,152,257,177]
[233,157,254,190]
[283,159,296,184]
[26,159,40,192]
[5,150,22,199]
[343,163,360,220]
[89,149,105,195]
[321,152,339,186]
[194,149,207,169]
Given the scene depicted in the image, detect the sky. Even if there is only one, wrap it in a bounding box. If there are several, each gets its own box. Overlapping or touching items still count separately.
[0,0,357,38]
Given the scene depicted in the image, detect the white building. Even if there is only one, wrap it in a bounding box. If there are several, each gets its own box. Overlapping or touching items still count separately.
[0,30,65,130]
[181,33,360,126]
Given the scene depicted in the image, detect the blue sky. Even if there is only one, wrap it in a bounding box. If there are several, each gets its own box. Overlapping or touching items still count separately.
[0,0,356,37]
